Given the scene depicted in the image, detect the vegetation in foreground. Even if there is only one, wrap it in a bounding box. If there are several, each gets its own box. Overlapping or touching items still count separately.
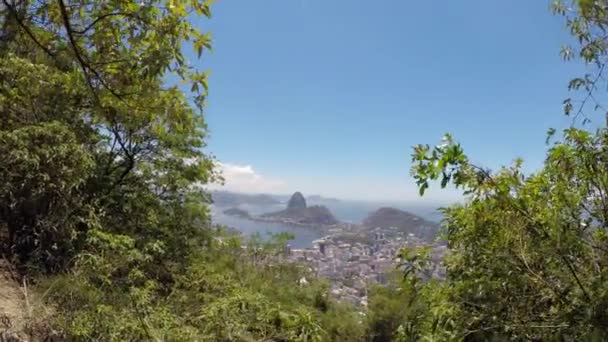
[2,0,608,341]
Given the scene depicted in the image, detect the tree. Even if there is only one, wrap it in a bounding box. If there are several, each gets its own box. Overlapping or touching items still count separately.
[408,1,608,339]
[553,0,608,125]
[0,2,369,340]
[0,0,219,338]
[0,0,217,271]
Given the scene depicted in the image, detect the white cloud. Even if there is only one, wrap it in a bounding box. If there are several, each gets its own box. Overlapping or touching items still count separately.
[211,162,288,194]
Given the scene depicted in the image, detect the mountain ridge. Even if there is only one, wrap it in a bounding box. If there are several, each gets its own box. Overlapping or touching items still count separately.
[362,207,439,242]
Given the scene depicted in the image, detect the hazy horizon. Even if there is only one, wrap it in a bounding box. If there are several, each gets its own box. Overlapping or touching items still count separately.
[208,187,458,207]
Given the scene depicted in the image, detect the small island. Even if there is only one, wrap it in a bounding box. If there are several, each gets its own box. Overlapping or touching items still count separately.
[220,192,339,229]
[222,207,251,218]
[260,192,339,226]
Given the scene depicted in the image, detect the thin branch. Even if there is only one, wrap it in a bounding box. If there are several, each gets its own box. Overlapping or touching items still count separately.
[57,0,126,100]
[90,58,130,66]
[561,253,592,301]
[71,11,130,35]
[572,64,606,125]
[516,235,565,303]
[2,0,54,58]
[57,0,97,95]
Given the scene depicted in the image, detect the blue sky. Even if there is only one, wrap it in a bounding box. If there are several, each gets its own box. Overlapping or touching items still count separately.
[195,0,585,203]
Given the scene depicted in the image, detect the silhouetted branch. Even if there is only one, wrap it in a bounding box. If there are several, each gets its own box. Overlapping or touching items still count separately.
[57,0,125,100]
[2,0,54,58]
[71,11,130,35]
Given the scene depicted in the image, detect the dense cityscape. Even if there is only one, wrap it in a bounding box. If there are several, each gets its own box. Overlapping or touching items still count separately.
[216,191,447,307]
[286,223,447,306]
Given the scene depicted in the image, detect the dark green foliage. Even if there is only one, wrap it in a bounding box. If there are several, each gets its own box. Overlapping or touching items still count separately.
[409,125,608,340]
[0,0,218,273]
[42,232,364,341]
[7,0,608,340]
[405,6,608,337]
[400,2,608,340]
[0,2,366,340]
[0,122,94,270]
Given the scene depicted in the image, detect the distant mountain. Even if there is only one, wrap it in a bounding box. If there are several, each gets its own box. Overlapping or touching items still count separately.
[222,207,251,218]
[362,207,439,241]
[261,192,339,226]
[212,191,280,207]
[287,192,307,210]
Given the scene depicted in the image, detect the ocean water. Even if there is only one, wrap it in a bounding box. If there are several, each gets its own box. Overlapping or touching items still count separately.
[212,208,324,248]
[211,199,444,248]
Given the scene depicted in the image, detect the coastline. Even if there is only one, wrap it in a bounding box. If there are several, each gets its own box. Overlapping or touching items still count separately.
[247,215,336,231]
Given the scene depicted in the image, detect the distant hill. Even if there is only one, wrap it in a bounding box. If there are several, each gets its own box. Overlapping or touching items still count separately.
[222,207,251,218]
[261,192,339,226]
[362,207,439,241]
[212,191,280,207]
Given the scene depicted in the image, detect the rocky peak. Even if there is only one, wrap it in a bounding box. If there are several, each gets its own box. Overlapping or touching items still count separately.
[287,192,307,210]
